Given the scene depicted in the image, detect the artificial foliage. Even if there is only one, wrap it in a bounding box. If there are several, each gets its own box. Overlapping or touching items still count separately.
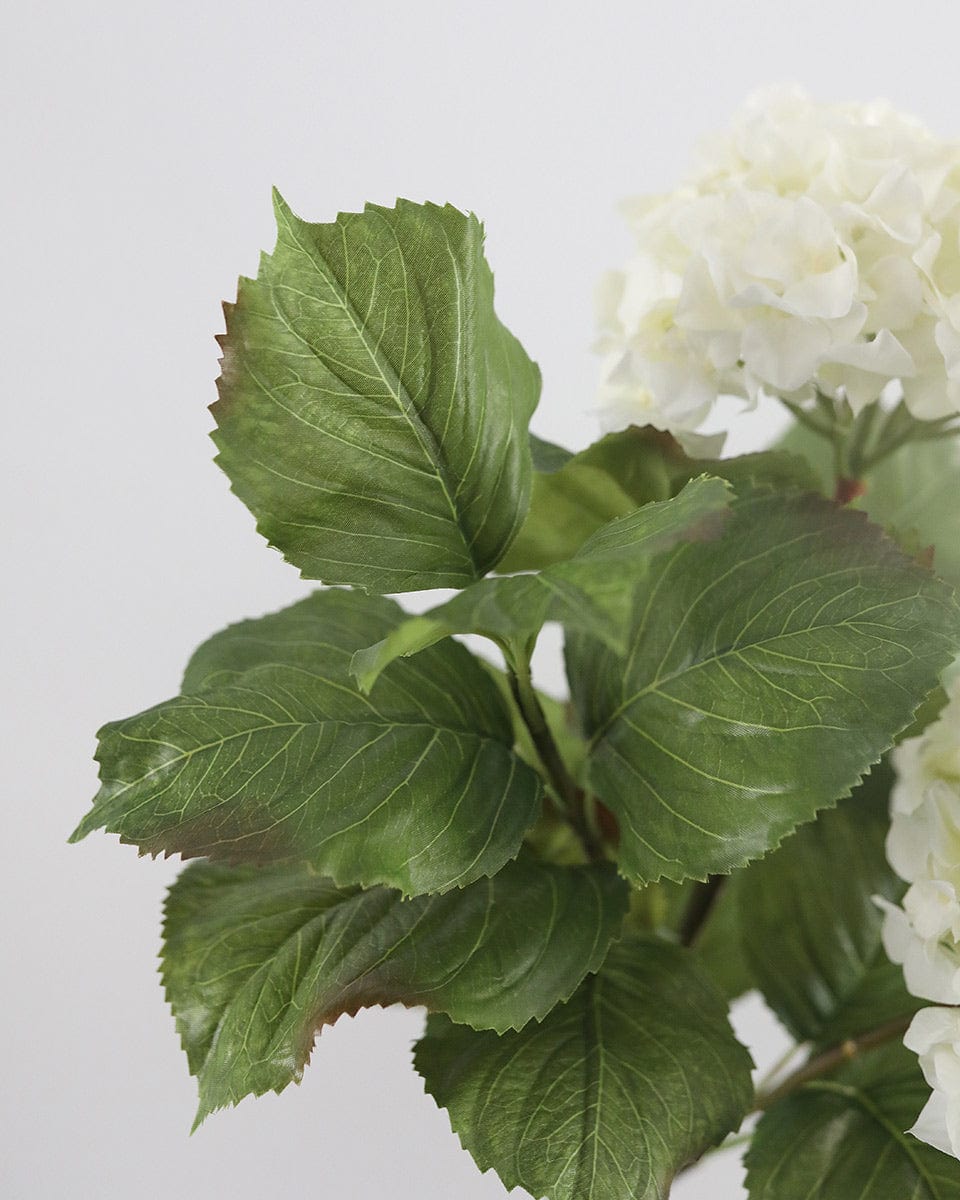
[73,185,960,1197]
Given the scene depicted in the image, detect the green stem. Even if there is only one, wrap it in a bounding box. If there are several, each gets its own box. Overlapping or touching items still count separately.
[865,412,960,466]
[912,420,960,442]
[783,393,960,483]
[504,641,605,863]
[845,401,882,478]
[778,396,835,438]
[865,401,916,464]
[778,393,863,500]
[831,423,847,485]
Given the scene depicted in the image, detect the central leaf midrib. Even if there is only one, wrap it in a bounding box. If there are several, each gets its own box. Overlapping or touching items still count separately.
[279,206,482,571]
[577,972,606,1199]
[98,713,516,817]
[590,614,898,747]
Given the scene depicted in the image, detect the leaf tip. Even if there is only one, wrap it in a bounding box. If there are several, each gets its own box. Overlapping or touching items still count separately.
[68,809,98,844]
[270,186,293,223]
[348,644,382,695]
[190,1104,210,1135]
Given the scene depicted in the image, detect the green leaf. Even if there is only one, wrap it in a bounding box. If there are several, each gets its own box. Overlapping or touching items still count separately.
[624,875,755,1000]
[567,491,960,886]
[415,935,753,1200]
[529,432,574,473]
[497,465,635,572]
[501,425,820,571]
[352,476,732,690]
[213,194,541,591]
[814,955,922,1050]
[163,853,628,1124]
[582,426,821,505]
[694,874,755,1001]
[745,1043,960,1199]
[739,764,914,1044]
[780,421,960,587]
[71,590,542,895]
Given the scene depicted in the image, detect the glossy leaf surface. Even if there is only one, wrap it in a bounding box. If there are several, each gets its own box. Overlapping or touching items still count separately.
[528,432,573,473]
[163,854,627,1123]
[213,195,540,590]
[352,476,731,690]
[501,425,820,571]
[568,491,960,885]
[739,765,914,1043]
[415,936,753,1200]
[746,1044,960,1199]
[72,591,542,895]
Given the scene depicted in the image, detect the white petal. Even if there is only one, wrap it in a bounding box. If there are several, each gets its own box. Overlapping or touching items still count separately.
[936,319,960,382]
[778,258,858,320]
[905,879,960,941]
[675,255,735,332]
[910,1090,956,1157]
[864,255,924,330]
[891,737,929,815]
[825,330,916,376]
[902,938,960,1005]
[862,166,926,244]
[905,1007,960,1057]
[886,812,932,883]
[741,316,832,391]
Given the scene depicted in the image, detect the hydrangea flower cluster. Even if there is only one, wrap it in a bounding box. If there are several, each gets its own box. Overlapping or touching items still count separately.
[597,88,960,438]
[880,675,960,1155]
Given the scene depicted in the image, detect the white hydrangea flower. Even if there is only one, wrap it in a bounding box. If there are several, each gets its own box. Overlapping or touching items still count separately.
[881,680,960,997]
[881,676,960,1155]
[599,87,960,436]
[877,887,960,1004]
[887,685,960,884]
[904,1008,960,1156]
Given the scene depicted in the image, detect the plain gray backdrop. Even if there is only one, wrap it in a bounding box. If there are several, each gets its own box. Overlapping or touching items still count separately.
[5,1,959,1195]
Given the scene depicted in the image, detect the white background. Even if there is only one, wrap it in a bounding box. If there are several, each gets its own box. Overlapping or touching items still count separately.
[5,2,959,1196]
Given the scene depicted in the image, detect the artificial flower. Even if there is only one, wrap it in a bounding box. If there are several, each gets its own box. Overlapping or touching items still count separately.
[599,87,960,435]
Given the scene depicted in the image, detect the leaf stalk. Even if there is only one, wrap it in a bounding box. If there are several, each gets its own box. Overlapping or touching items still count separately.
[503,640,606,863]
[752,1014,913,1111]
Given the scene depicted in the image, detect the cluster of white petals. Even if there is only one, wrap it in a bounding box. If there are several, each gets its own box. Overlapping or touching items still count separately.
[597,88,960,437]
[880,675,960,1154]
[904,1008,960,1157]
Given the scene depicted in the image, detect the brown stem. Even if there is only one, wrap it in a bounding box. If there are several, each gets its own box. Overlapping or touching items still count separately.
[834,476,866,505]
[754,1014,913,1111]
[678,875,726,947]
[675,1012,914,1183]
